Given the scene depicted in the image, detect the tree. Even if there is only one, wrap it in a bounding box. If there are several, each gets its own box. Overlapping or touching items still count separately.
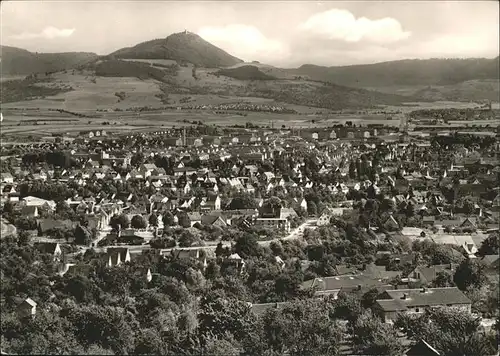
[460,197,475,215]
[227,192,256,210]
[307,201,318,216]
[2,201,14,215]
[179,231,196,247]
[74,225,92,245]
[131,152,145,167]
[361,288,380,309]
[198,294,254,343]
[352,310,404,356]
[131,215,147,229]
[148,214,159,227]
[261,299,344,356]
[412,240,463,265]
[55,201,75,220]
[177,213,191,228]
[431,271,455,287]
[163,212,175,227]
[63,305,136,354]
[395,307,497,356]
[348,161,357,179]
[18,230,31,245]
[330,292,362,324]
[477,232,499,256]
[215,242,227,258]
[134,328,166,355]
[110,214,130,231]
[204,334,241,356]
[234,234,260,259]
[453,259,487,291]
[265,197,282,213]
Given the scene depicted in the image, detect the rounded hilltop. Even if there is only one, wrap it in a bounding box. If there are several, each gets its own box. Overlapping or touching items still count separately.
[109,30,243,68]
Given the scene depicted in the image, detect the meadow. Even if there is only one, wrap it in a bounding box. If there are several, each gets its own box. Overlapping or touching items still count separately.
[1,64,495,141]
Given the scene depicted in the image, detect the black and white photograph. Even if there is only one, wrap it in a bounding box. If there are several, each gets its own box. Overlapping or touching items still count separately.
[0,1,499,355]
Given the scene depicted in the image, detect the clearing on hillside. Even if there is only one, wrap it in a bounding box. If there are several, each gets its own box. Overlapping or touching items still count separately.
[1,71,164,111]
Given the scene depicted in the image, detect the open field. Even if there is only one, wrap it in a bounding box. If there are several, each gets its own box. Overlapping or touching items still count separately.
[448,119,500,126]
[2,100,496,140]
[0,123,157,136]
[224,62,300,79]
[3,61,490,119]
[382,101,485,112]
[1,71,164,111]
[366,79,500,102]
[0,75,26,82]
[2,67,497,140]
[121,58,179,66]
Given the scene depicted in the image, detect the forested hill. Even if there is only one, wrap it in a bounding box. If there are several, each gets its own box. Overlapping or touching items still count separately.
[1,45,98,76]
[294,57,500,87]
[109,31,243,68]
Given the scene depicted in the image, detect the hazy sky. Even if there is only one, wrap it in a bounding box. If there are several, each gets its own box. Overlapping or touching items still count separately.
[2,1,499,67]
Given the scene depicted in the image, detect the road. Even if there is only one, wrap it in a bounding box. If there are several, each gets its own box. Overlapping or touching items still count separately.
[87,218,318,256]
[0,220,17,239]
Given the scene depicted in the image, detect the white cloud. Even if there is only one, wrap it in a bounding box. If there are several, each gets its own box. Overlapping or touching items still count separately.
[197,24,290,62]
[10,26,75,40]
[299,9,411,43]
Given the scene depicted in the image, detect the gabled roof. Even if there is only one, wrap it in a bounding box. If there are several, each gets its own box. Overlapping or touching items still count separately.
[377,287,471,312]
[302,275,390,294]
[228,253,243,260]
[361,263,401,280]
[201,214,226,226]
[412,264,456,282]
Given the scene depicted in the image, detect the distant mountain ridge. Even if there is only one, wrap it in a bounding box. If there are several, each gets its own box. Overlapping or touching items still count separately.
[293,57,500,87]
[109,31,243,68]
[2,33,498,107]
[1,45,98,76]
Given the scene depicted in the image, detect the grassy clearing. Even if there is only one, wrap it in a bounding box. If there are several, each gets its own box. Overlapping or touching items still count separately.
[0,78,73,103]
[121,58,178,66]
[1,72,164,111]
[367,79,500,102]
[0,75,26,82]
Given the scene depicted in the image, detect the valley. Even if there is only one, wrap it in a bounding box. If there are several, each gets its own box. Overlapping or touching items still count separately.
[1,31,498,141]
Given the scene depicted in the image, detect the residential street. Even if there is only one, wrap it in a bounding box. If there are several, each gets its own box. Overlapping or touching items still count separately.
[85,218,317,255]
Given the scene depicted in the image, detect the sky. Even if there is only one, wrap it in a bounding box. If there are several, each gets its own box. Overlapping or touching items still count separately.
[1,1,499,67]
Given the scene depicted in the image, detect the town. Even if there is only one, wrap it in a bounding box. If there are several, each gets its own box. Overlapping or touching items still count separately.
[1,1,499,354]
[1,107,499,355]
